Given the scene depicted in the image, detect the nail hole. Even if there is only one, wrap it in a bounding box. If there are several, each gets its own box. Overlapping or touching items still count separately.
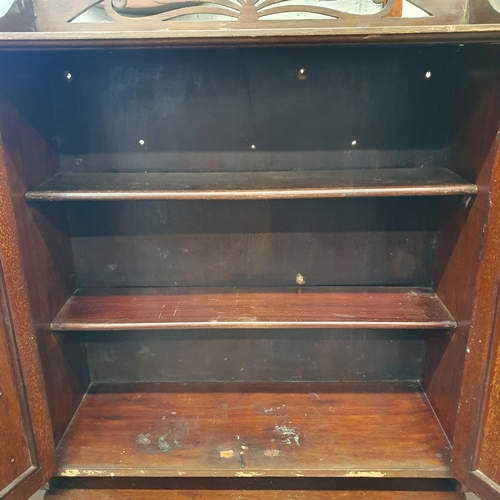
[425,71,432,79]
[297,68,307,80]
[10,457,15,463]
[0,391,3,396]
[64,71,73,82]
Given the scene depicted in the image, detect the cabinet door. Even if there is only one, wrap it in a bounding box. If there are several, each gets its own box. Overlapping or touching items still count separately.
[451,144,500,500]
[0,257,55,500]
[0,135,56,496]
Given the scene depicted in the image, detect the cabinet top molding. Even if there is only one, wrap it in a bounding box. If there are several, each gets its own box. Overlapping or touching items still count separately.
[1,0,500,45]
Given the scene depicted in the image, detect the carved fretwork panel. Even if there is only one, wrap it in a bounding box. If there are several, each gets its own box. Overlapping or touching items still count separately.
[0,0,35,31]
[33,0,470,32]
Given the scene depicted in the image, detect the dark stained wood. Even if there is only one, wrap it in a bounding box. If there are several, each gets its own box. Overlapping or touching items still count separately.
[51,287,456,331]
[451,114,500,500]
[45,489,465,499]
[49,47,455,175]
[422,44,500,445]
[475,290,500,490]
[0,76,90,444]
[55,382,451,478]
[67,197,438,289]
[85,329,426,384]
[25,169,477,202]
[0,260,37,498]
[2,25,500,48]
[0,96,57,497]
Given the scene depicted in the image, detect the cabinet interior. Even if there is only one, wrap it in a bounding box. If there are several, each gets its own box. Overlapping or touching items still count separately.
[0,43,498,483]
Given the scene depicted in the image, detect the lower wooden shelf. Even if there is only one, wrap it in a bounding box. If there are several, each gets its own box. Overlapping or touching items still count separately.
[56,382,451,479]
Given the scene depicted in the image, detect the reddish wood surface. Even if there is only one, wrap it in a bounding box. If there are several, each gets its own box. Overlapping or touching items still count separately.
[51,287,456,331]
[423,45,500,446]
[25,169,477,201]
[0,84,89,445]
[0,262,34,497]
[56,382,451,478]
[0,95,57,498]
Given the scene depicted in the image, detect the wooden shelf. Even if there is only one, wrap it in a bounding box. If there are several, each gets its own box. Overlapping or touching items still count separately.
[25,169,477,202]
[51,287,456,331]
[56,382,451,478]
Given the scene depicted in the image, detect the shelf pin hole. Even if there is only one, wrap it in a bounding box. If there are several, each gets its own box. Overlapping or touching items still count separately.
[251,144,256,150]
[297,68,307,80]
[139,139,146,148]
[425,71,432,79]
[351,140,357,146]
[64,71,73,82]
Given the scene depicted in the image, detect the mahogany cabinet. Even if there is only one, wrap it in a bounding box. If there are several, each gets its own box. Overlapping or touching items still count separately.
[1,1,500,499]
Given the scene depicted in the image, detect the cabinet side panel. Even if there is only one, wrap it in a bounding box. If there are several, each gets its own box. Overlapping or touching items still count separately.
[0,56,89,445]
[424,45,500,443]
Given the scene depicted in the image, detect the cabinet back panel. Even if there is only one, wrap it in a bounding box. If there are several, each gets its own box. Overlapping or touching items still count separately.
[49,45,458,174]
[67,198,439,288]
[85,330,425,384]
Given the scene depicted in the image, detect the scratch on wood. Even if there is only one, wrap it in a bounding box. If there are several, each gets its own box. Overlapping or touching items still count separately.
[219,449,234,458]
[158,304,166,319]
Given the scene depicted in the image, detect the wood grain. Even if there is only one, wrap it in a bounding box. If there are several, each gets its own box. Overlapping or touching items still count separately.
[25,169,477,201]
[0,79,89,445]
[56,382,451,478]
[423,44,500,447]
[0,88,57,497]
[51,287,456,331]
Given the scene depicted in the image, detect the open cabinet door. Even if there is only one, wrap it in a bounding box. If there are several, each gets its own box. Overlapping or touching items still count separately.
[452,131,500,500]
[0,127,57,497]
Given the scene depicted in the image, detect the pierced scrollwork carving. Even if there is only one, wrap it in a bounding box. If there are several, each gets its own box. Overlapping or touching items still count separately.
[70,0,407,24]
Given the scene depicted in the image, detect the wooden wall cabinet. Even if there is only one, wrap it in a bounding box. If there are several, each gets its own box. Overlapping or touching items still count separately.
[1,3,500,499]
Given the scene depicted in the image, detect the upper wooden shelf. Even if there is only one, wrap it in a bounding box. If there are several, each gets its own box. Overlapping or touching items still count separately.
[51,286,456,331]
[26,169,477,202]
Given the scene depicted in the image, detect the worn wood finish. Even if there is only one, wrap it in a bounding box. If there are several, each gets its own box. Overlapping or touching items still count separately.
[85,329,426,384]
[422,44,500,445]
[0,74,89,444]
[51,287,456,331]
[56,382,451,478]
[25,169,477,202]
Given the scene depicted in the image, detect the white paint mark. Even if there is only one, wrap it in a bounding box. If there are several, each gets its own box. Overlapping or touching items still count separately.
[136,433,151,445]
[345,471,386,478]
[274,425,300,446]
